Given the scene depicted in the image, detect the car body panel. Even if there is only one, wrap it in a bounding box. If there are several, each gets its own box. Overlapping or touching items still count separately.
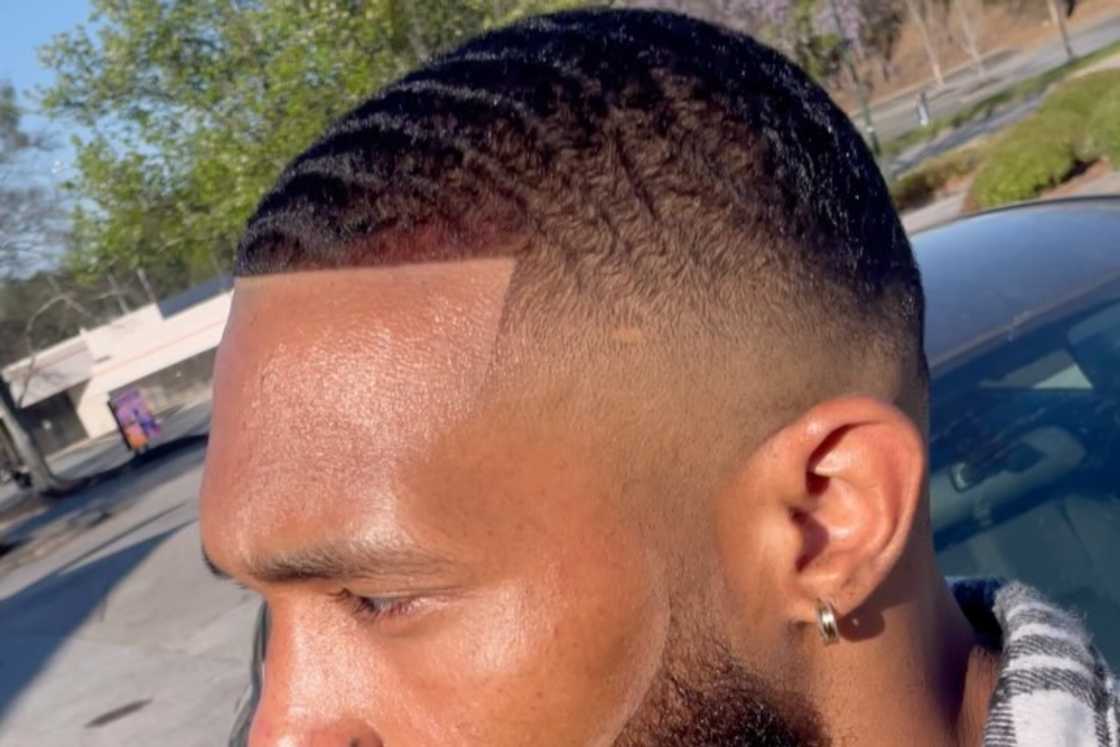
[915,197,1120,371]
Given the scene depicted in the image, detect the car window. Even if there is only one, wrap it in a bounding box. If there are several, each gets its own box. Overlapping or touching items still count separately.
[979,348,1092,390]
[930,298,1120,666]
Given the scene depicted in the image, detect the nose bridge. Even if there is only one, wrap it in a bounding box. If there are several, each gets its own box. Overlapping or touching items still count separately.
[248,606,384,747]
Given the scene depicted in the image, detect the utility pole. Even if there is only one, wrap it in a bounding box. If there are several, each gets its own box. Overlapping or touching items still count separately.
[1045,0,1075,62]
[0,378,66,493]
[829,0,881,156]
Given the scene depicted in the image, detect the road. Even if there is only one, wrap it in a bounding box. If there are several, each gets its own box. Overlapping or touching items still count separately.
[0,402,255,746]
[865,12,1120,147]
[0,399,213,513]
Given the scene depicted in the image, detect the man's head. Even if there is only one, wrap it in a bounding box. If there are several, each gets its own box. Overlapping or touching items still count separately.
[201,9,933,746]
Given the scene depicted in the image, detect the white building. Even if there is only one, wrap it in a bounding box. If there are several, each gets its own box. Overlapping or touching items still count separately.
[2,277,232,454]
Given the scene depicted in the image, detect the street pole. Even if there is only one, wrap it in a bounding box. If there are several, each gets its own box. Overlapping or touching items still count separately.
[1045,0,1075,62]
[0,378,64,493]
[829,0,880,156]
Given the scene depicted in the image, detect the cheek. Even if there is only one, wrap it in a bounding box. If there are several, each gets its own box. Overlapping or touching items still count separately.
[710,489,798,677]
[385,537,670,745]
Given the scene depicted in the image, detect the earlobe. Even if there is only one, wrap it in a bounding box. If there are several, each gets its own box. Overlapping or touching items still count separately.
[764,397,927,630]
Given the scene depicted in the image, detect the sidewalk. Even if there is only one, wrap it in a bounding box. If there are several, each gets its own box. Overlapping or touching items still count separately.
[902,167,1120,234]
[0,438,255,746]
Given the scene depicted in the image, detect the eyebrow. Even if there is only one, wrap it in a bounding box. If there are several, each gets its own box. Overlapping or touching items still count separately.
[202,539,456,585]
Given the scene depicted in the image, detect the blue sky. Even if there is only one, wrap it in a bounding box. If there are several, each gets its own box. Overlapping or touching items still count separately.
[1,0,92,176]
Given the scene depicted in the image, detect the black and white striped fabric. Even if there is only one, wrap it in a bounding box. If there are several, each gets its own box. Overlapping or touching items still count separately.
[954,579,1120,746]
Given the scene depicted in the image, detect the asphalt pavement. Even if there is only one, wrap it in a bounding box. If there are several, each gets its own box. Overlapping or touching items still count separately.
[0,400,254,746]
[0,399,213,515]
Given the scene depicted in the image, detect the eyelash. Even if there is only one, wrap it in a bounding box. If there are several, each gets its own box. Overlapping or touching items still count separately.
[332,589,418,623]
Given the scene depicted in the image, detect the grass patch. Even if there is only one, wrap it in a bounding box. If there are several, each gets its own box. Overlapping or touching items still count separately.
[890,143,987,211]
[889,69,1120,212]
[967,70,1120,209]
[967,116,1081,209]
[880,38,1120,160]
[1085,94,1120,165]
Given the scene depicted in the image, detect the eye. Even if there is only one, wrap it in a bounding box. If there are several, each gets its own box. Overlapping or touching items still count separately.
[332,589,419,624]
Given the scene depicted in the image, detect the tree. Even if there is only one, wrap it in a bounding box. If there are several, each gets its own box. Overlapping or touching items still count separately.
[858,0,906,83]
[40,0,593,284]
[954,0,984,75]
[632,0,863,83]
[904,0,944,86]
[0,81,73,493]
[0,84,63,277]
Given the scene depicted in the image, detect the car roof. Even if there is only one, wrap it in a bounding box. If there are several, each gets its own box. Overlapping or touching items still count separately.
[911,196,1120,370]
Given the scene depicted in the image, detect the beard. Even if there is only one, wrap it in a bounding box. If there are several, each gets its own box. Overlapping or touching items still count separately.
[613,628,828,747]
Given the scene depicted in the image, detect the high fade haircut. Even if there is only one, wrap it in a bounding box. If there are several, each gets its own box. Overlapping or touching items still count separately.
[237,8,926,379]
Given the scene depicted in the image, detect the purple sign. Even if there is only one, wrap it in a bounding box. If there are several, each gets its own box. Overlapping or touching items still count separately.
[109,387,160,451]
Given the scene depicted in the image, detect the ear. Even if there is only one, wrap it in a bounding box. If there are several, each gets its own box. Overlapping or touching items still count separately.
[752,396,926,634]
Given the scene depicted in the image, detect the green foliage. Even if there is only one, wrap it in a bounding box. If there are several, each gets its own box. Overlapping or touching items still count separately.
[789,0,844,81]
[968,69,1120,210]
[40,0,590,279]
[1085,93,1120,166]
[1038,70,1120,160]
[968,113,1079,210]
[1039,70,1120,120]
[889,144,985,211]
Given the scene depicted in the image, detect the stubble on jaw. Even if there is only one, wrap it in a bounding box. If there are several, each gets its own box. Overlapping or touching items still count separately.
[613,618,829,747]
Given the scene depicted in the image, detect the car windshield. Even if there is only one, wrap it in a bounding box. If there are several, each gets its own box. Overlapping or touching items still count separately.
[930,291,1120,666]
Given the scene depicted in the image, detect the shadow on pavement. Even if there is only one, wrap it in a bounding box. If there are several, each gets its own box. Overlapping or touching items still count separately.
[45,434,211,498]
[0,523,192,721]
[50,501,192,578]
[0,437,208,565]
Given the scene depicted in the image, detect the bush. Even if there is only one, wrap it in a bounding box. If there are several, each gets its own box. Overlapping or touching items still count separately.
[1084,84,1120,166]
[1040,70,1120,161]
[1039,70,1120,120]
[925,69,1120,212]
[1079,77,1120,166]
[890,146,985,212]
[891,170,939,212]
[968,107,1087,210]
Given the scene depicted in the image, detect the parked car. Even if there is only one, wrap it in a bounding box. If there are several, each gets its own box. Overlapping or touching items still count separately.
[229,196,1120,745]
[920,196,1120,666]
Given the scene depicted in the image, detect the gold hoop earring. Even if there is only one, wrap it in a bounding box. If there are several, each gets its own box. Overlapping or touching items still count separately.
[816,599,840,646]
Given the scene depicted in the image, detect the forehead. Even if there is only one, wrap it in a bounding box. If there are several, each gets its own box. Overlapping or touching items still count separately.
[199,260,514,560]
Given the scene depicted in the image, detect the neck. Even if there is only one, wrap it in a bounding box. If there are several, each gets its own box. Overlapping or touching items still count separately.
[813,567,999,746]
